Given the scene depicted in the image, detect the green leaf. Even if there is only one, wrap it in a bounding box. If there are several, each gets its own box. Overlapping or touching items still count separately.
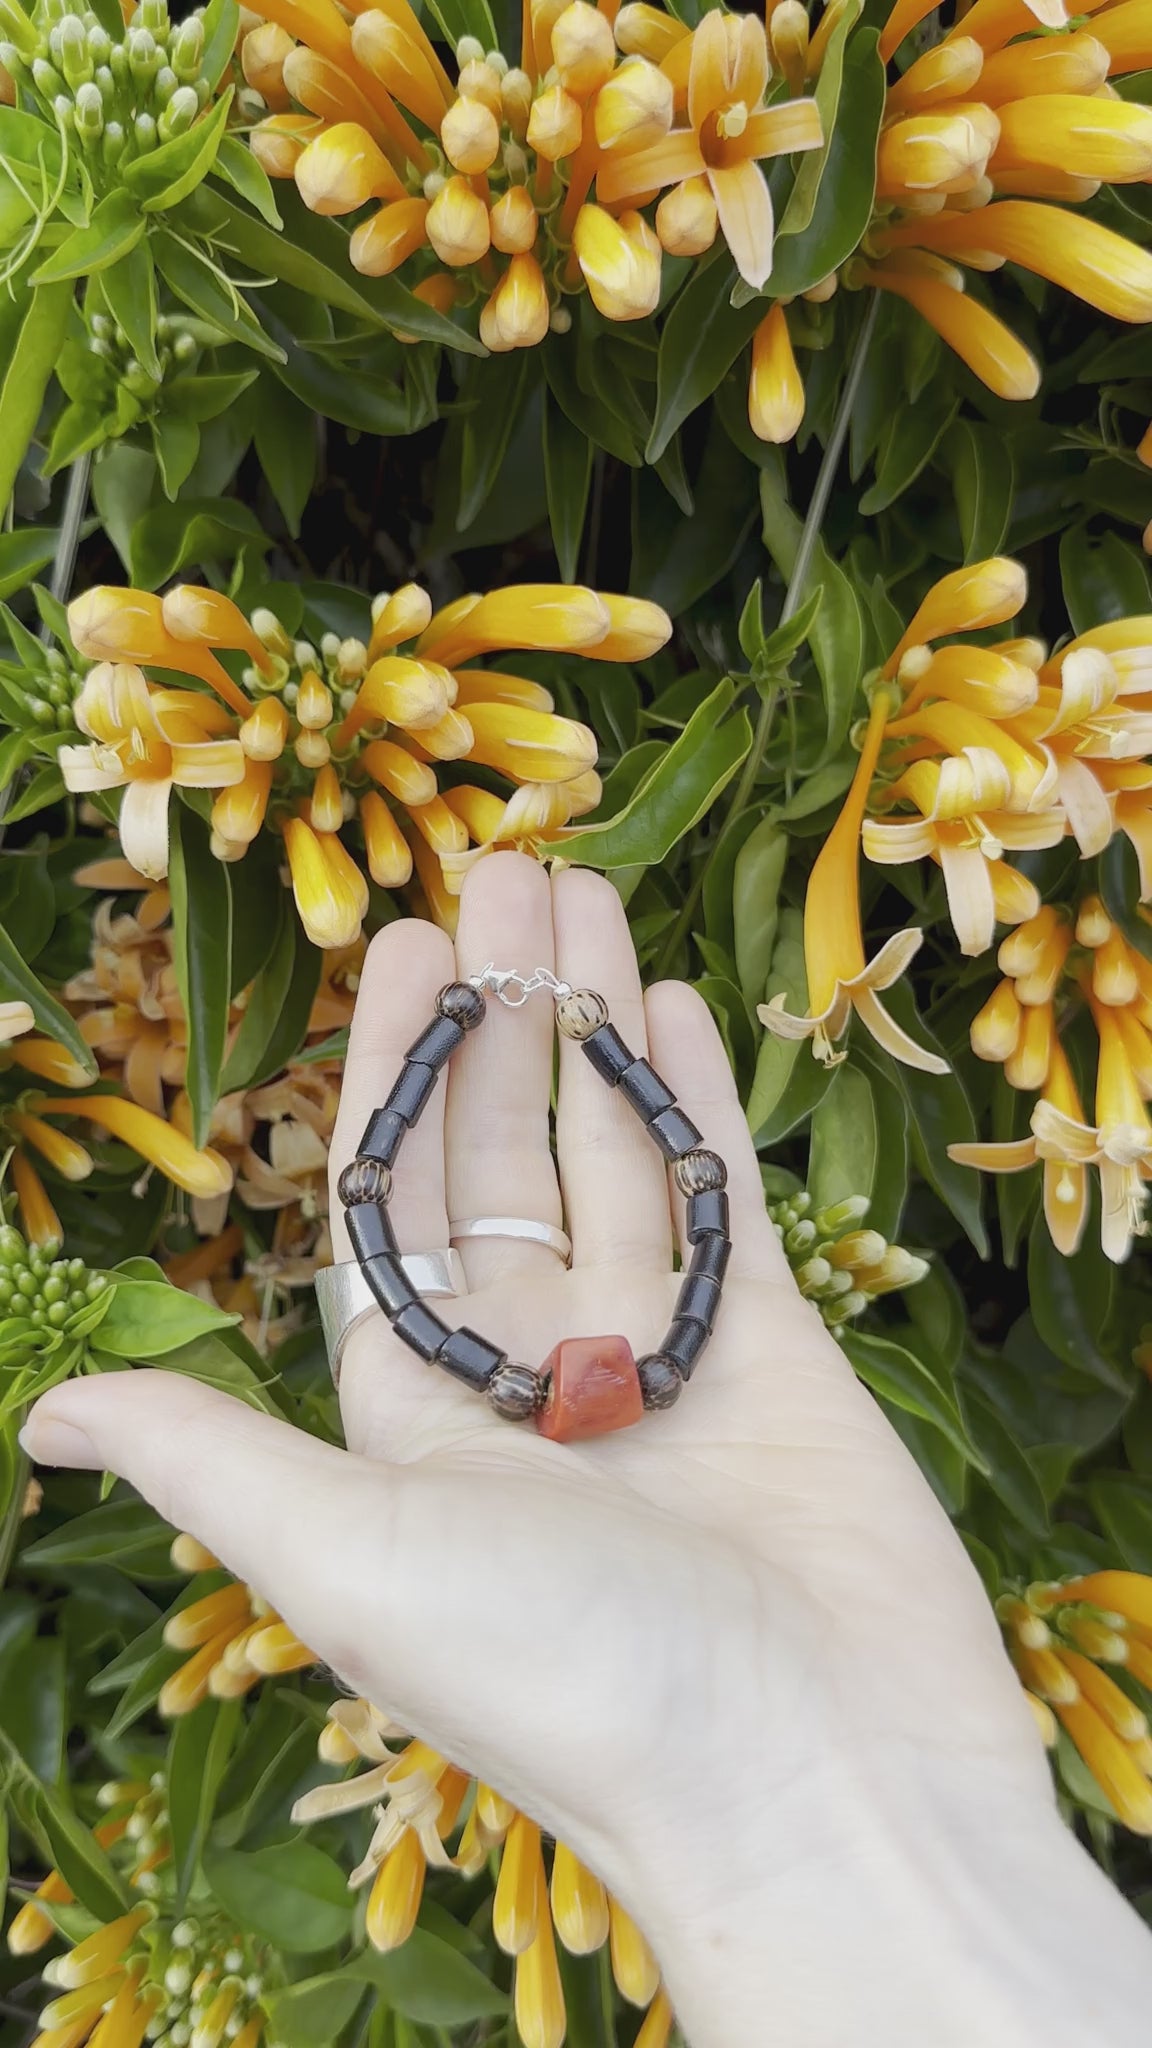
[1027,1207,1126,1392]
[30,189,145,284]
[22,1496,178,1575]
[168,1700,240,1907]
[100,238,159,379]
[808,1061,877,1212]
[211,131,282,227]
[632,422,758,615]
[458,353,531,530]
[768,29,885,299]
[201,0,240,89]
[842,1328,982,1467]
[420,0,496,46]
[152,412,201,498]
[544,322,642,465]
[0,914,97,1076]
[648,248,765,464]
[167,371,259,424]
[732,815,788,1007]
[96,1279,240,1358]
[775,0,861,239]
[124,92,233,213]
[0,1724,130,1919]
[543,386,593,581]
[251,378,315,538]
[0,525,58,600]
[1060,524,1152,634]
[203,1841,354,1953]
[0,1637,65,1781]
[759,460,863,758]
[0,279,74,518]
[545,678,750,868]
[220,904,322,1095]
[874,982,989,1257]
[350,1934,510,2025]
[1088,1478,1152,1574]
[946,418,1014,562]
[960,1380,1049,1538]
[129,495,270,590]
[261,1974,365,2048]
[153,228,285,362]
[168,799,232,1146]
[859,387,956,516]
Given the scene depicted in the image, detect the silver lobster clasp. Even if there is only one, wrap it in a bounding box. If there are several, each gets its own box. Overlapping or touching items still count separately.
[469,963,573,1008]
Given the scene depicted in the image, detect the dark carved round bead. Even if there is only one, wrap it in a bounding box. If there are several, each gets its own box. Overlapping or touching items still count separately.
[637,1354,683,1410]
[555,988,609,1041]
[337,1157,393,1207]
[673,1148,727,1197]
[487,1361,546,1421]
[436,981,486,1030]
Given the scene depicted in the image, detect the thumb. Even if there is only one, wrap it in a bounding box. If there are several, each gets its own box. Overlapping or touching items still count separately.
[19,1372,406,1697]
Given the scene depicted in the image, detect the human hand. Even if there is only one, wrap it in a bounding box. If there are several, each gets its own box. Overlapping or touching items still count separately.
[20,854,1152,2046]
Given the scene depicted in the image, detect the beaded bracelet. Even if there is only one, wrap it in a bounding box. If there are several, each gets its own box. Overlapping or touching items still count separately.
[336,967,730,1444]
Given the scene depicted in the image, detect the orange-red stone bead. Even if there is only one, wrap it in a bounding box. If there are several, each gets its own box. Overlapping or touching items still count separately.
[536,1335,644,1442]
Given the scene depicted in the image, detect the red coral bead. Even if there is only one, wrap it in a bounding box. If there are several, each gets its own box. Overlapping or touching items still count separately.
[536,1334,644,1443]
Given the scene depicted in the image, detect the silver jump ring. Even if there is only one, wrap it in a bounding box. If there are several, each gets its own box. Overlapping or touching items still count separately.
[449,1216,572,1264]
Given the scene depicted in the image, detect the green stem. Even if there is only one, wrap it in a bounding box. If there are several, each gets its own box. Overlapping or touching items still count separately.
[0,1444,30,1590]
[652,292,881,982]
[48,448,93,610]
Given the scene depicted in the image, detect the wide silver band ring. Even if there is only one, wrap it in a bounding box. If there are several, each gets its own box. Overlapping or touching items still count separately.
[315,1251,465,1387]
[449,1216,572,1263]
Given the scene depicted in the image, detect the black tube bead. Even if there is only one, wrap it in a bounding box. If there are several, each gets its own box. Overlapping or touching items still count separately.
[383,1059,440,1128]
[436,1326,506,1393]
[404,1015,466,1070]
[392,1300,453,1361]
[581,1024,635,1086]
[648,1106,704,1160]
[675,1271,722,1330]
[690,1233,731,1284]
[686,1190,729,1244]
[661,1316,709,1379]
[616,1058,677,1124]
[361,1254,419,1320]
[344,1201,398,1264]
[358,1106,407,1168]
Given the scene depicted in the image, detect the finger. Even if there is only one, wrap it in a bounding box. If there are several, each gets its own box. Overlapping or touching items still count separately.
[446,854,564,1287]
[643,980,789,1283]
[552,869,673,1272]
[328,918,455,1263]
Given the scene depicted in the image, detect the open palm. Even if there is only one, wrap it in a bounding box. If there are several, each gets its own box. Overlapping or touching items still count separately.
[24,854,1062,2045]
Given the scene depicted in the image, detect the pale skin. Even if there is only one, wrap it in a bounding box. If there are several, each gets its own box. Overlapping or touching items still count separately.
[20,854,1152,2045]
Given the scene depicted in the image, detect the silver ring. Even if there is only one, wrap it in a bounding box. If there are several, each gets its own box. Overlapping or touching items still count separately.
[315,1251,465,1387]
[449,1216,572,1264]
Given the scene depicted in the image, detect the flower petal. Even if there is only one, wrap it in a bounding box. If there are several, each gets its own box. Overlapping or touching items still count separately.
[853,986,950,1072]
[938,838,996,956]
[709,158,774,289]
[1056,754,1114,856]
[948,1136,1039,1171]
[119,776,174,881]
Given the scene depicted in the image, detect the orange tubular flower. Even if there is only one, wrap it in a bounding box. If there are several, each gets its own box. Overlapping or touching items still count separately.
[28,1093,233,1201]
[759,694,949,1071]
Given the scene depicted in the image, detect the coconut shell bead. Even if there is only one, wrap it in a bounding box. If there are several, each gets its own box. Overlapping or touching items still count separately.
[637,1354,683,1410]
[488,1361,547,1420]
[674,1149,727,1195]
[555,989,609,1040]
[337,1157,392,1207]
[436,981,486,1029]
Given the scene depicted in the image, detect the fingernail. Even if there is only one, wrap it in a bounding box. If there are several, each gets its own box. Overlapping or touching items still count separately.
[19,1413,98,1468]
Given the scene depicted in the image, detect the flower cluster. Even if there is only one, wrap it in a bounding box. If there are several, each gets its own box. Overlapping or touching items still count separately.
[61,579,669,946]
[0,0,215,262]
[295,1698,672,2048]
[9,1777,274,2048]
[241,0,822,335]
[767,1190,928,1327]
[159,1532,313,1714]
[1000,1571,1152,1834]
[949,902,1152,1262]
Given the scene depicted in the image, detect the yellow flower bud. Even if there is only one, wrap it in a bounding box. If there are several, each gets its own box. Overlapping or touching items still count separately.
[294,121,400,216]
[249,112,316,179]
[363,738,438,804]
[282,817,367,949]
[241,20,294,108]
[368,583,434,657]
[769,0,809,92]
[748,302,804,445]
[441,93,501,173]
[655,174,717,256]
[443,783,508,842]
[501,65,533,137]
[594,55,672,150]
[310,762,344,834]
[877,112,997,197]
[161,585,273,674]
[238,695,289,760]
[426,173,491,265]
[551,0,615,93]
[366,1834,426,1952]
[36,1095,233,1198]
[970,979,1022,1061]
[490,182,539,253]
[572,204,660,321]
[608,1898,661,2007]
[350,196,430,276]
[458,55,503,113]
[210,758,272,845]
[527,83,583,162]
[296,669,334,730]
[360,791,413,887]
[614,2,689,62]
[295,729,331,768]
[355,655,451,730]
[994,94,1152,184]
[350,8,449,132]
[480,252,551,350]
[588,592,671,662]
